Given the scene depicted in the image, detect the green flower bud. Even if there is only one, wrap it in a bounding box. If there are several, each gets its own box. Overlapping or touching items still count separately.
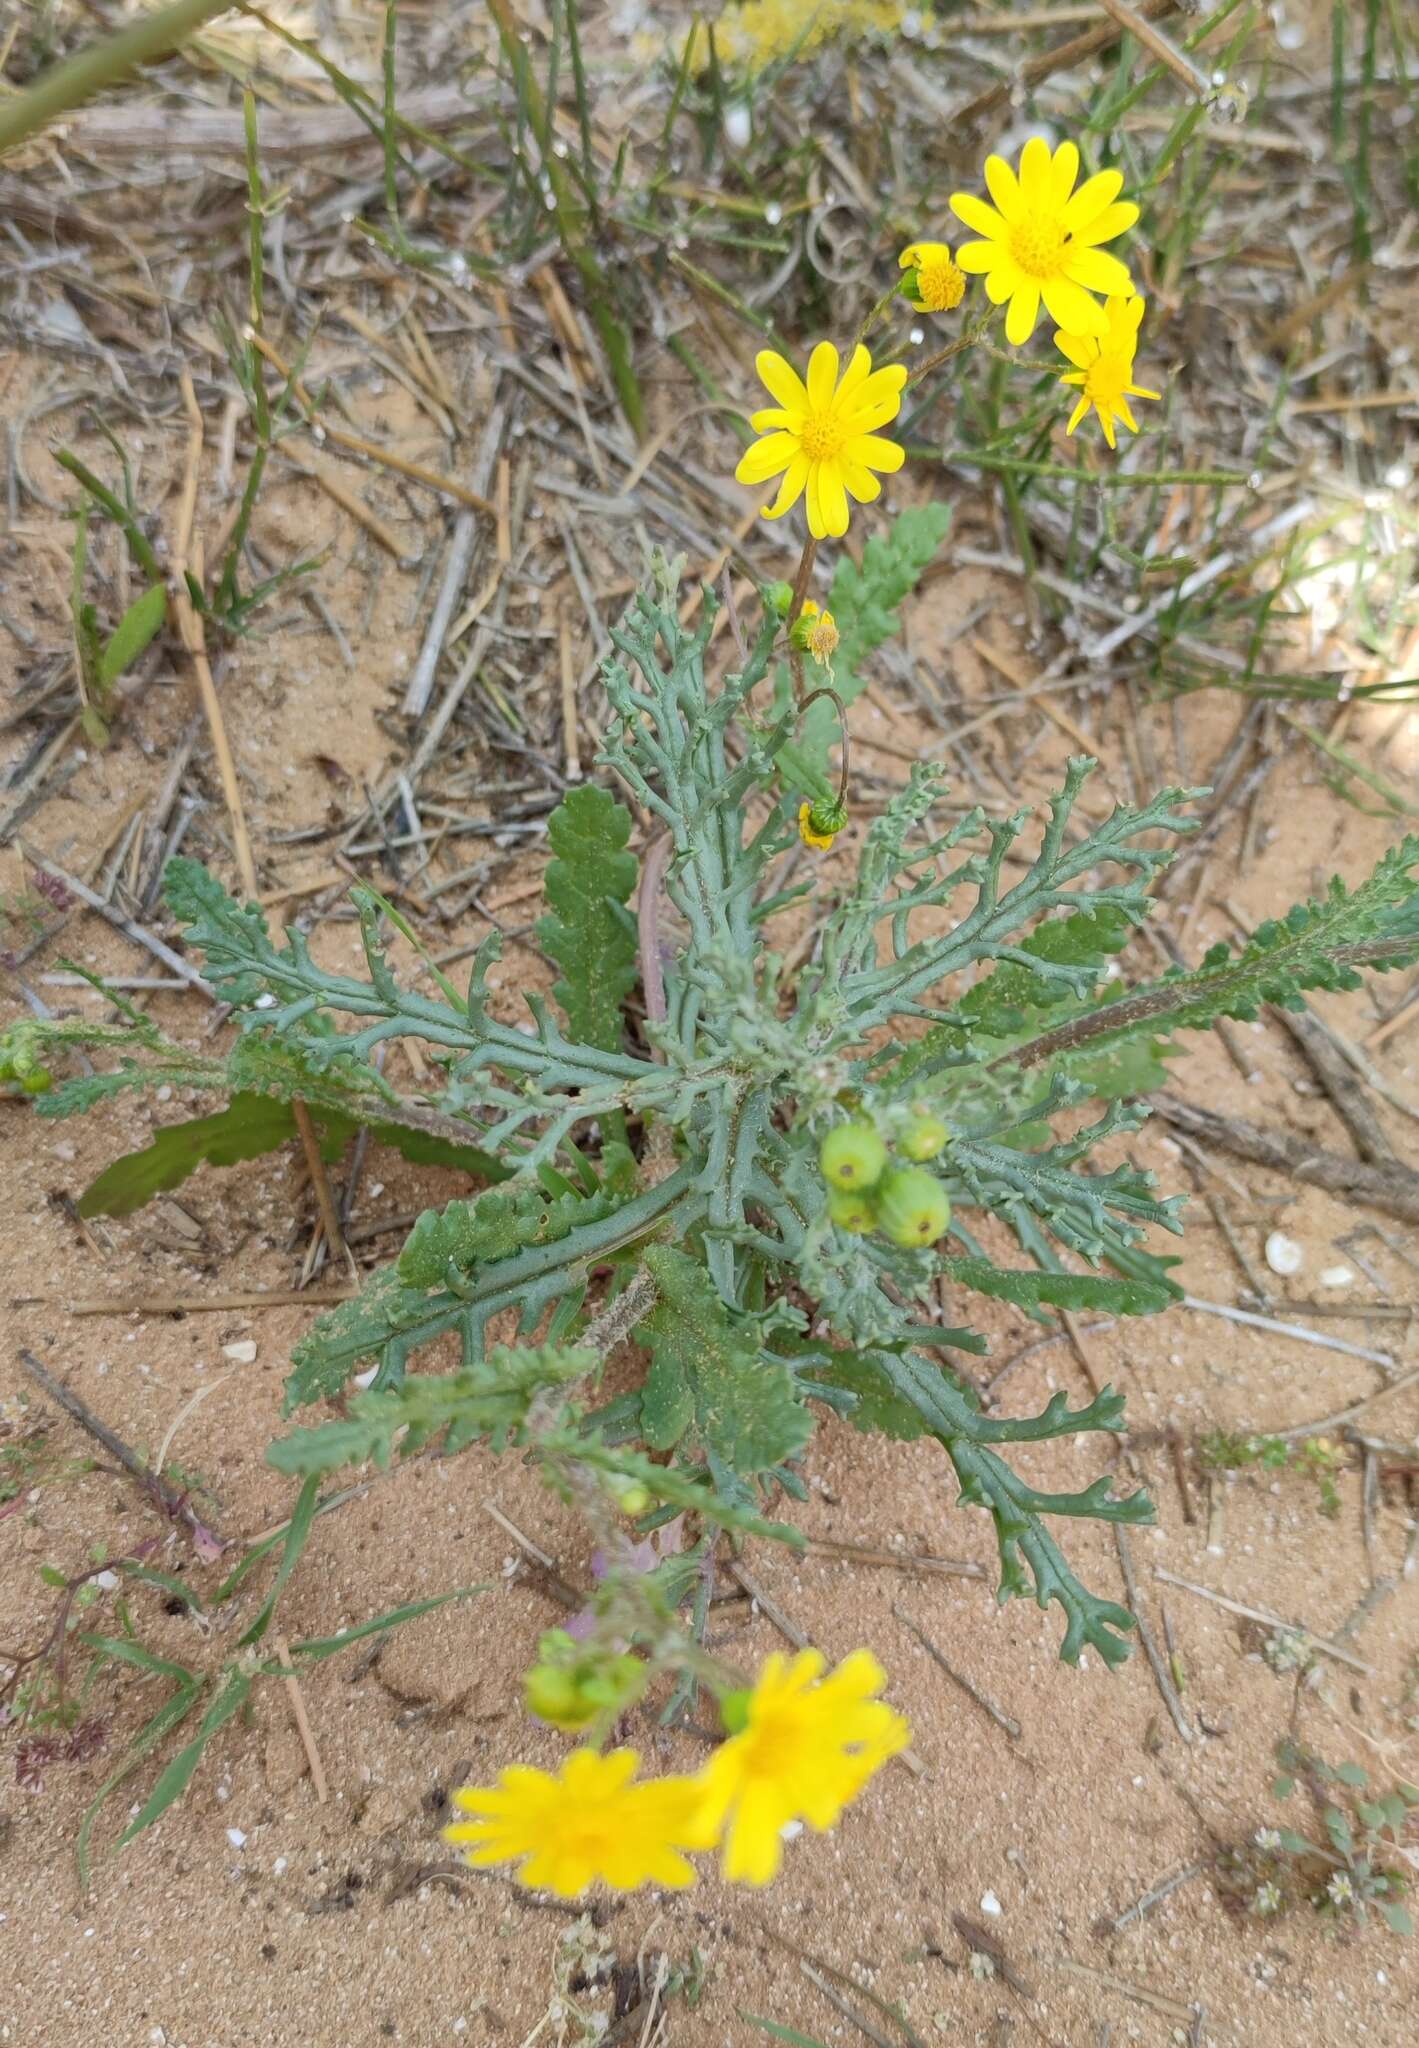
[20,1066,53,1096]
[765,580,794,616]
[899,1114,949,1161]
[613,1481,652,1517]
[719,1687,752,1734]
[524,1663,585,1727]
[826,1185,875,1235]
[875,1166,951,1248]
[819,1122,887,1192]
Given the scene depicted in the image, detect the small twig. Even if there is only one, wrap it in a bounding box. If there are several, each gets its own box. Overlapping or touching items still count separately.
[273,1634,329,1802]
[18,1348,224,1554]
[291,1096,355,1278]
[1113,1529,1195,1745]
[1179,1295,1394,1373]
[1272,1363,1419,1441]
[1104,1861,1206,1936]
[894,1605,1021,1741]
[1095,0,1210,97]
[1152,1567,1373,1673]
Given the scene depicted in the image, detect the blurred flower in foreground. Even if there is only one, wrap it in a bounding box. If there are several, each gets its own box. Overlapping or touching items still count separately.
[445,1749,711,1897]
[693,1648,910,1884]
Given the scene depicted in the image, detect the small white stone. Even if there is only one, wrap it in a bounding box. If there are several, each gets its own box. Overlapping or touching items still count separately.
[226,1828,246,1849]
[1264,1231,1303,1276]
[779,1819,804,1840]
[353,1365,380,1390]
[222,1339,258,1364]
[723,102,752,150]
[980,1889,1002,1916]
[273,1857,288,1877]
[95,1570,120,1591]
[1319,1265,1354,1288]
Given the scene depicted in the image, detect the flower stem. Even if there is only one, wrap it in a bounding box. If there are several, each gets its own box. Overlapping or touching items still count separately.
[799,688,852,811]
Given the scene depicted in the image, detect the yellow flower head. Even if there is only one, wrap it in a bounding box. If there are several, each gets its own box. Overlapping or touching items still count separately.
[695,1649,910,1885]
[791,598,840,664]
[1055,294,1161,449]
[445,1748,713,1898]
[736,342,907,539]
[898,240,966,314]
[950,136,1138,346]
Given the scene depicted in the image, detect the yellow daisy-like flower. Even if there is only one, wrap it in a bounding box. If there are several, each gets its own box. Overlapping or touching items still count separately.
[950,136,1138,346]
[695,1649,910,1885]
[445,1748,713,1898]
[898,240,966,314]
[1055,295,1161,449]
[736,342,907,539]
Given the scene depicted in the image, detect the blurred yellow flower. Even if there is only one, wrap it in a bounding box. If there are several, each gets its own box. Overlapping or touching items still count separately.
[445,1748,712,1898]
[737,341,906,539]
[1055,295,1161,448]
[950,137,1137,345]
[695,1649,910,1884]
[898,240,966,313]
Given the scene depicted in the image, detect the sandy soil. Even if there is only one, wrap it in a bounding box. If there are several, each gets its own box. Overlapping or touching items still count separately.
[3,6,1419,2044]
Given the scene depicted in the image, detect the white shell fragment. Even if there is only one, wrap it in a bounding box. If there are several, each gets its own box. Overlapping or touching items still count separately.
[1264,1231,1303,1276]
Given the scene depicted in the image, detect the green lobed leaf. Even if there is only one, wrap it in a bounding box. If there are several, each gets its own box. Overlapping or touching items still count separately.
[940,1254,1175,1317]
[76,1091,508,1219]
[637,1245,812,1475]
[535,785,639,1052]
[269,1346,596,1474]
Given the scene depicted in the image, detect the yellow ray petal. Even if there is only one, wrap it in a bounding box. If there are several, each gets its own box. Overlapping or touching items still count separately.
[1048,138,1080,207]
[1072,200,1140,248]
[754,349,807,410]
[984,153,1024,222]
[1062,166,1124,230]
[1052,331,1097,369]
[949,192,1008,240]
[806,339,840,410]
[955,239,1002,276]
[1018,135,1051,202]
[1004,279,1042,345]
[761,455,808,520]
[844,432,906,474]
[1040,276,1107,334]
[735,430,798,485]
[817,463,850,537]
[1063,246,1134,297]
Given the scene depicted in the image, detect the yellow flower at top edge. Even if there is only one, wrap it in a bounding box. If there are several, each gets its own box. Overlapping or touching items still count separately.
[444,1748,714,1899]
[1055,295,1162,449]
[949,136,1138,346]
[736,341,907,540]
[693,1648,910,1885]
[898,240,966,314]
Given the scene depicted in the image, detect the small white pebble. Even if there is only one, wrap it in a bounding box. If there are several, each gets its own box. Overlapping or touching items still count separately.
[226,1827,246,1849]
[780,1819,804,1841]
[353,1366,380,1390]
[273,1857,288,1877]
[1264,1231,1303,1276]
[1319,1264,1354,1288]
[980,1890,1002,1917]
[95,1570,120,1591]
[722,102,751,150]
[222,1339,258,1364]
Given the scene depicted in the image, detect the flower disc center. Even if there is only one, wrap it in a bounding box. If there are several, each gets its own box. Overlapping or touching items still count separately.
[799,413,847,462]
[1010,219,1068,278]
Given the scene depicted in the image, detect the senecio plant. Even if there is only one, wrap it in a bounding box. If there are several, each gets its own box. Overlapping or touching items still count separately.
[7,138,1419,1897]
